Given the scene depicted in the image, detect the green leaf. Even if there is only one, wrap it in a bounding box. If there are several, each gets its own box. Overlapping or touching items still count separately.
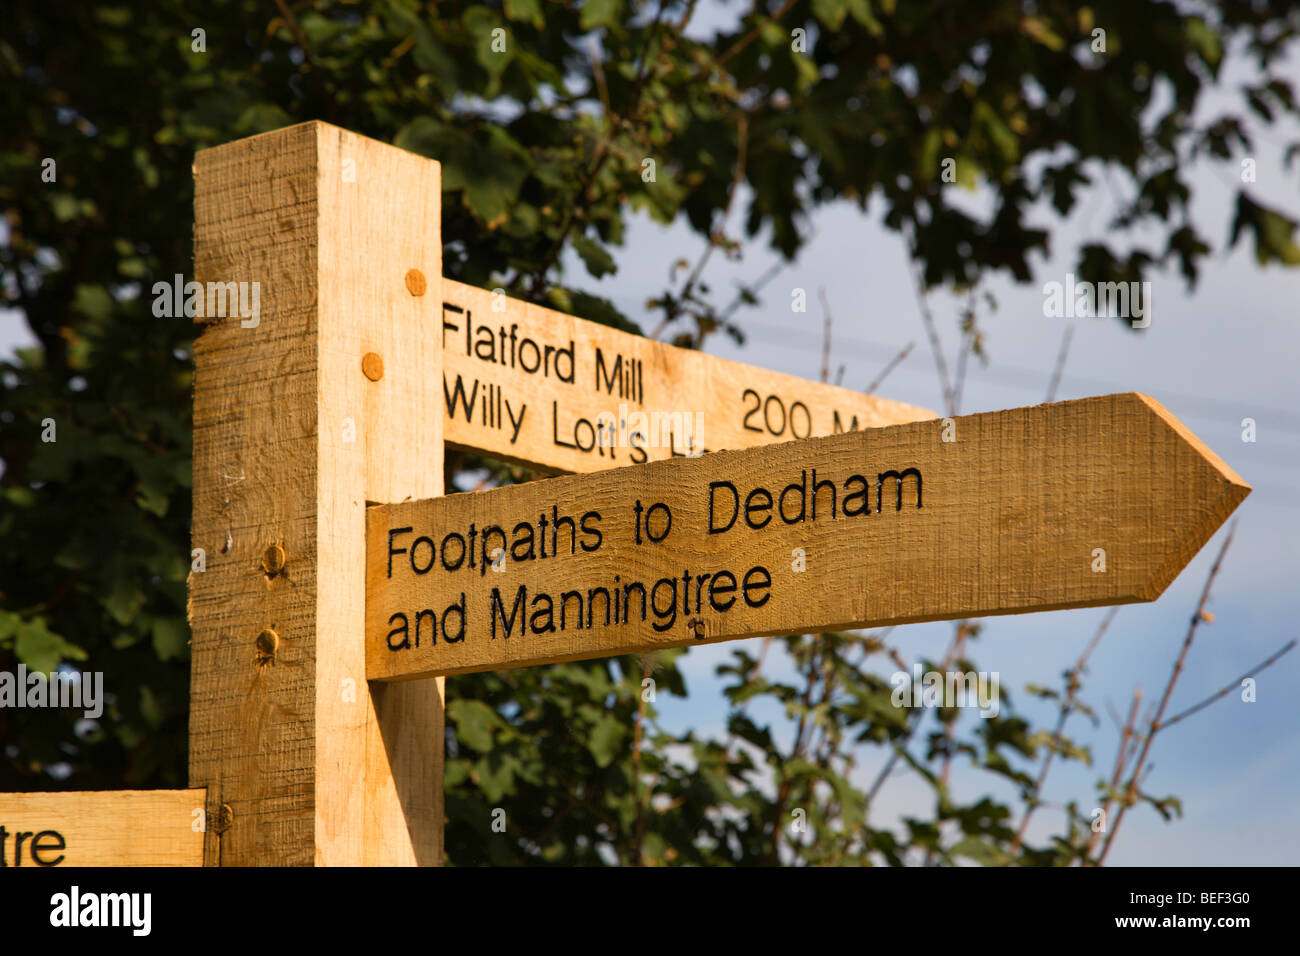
[412,24,456,83]
[152,617,189,662]
[75,284,114,321]
[555,288,639,333]
[572,235,617,278]
[918,127,942,181]
[545,286,575,313]
[9,614,88,673]
[449,699,498,751]
[1185,17,1221,70]
[396,119,527,226]
[1230,192,1300,266]
[846,0,883,35]
[760,21,786,47]
[812,0,848,31]
[136,480,170,517]
[589,715,625,767]
[1257,207,1300,265]
[793,52,820,91]
[504,0,544,28]
[103,573,144,625]
[974,101,1018,163]
[463,7,512,77]
[950,836,1010,865]
[443,760,471,787]
[1020,16,1065,52]
[50,193,79,222]
[139,684,164,728]
[235,103,293,136]
[580,0,623,31]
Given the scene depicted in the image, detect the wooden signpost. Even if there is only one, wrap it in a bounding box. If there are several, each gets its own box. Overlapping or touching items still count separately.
[0,122,1251,867]
[365,392,1249,680]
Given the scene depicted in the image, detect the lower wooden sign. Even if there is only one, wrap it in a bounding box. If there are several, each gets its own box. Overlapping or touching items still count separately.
[365,393,1249,680]
[0,790,205,867]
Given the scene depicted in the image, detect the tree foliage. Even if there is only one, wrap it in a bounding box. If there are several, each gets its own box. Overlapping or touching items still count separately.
[2,0,1296,862]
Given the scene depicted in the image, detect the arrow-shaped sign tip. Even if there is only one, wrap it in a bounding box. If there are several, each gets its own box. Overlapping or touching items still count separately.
[1130,392,1251,602]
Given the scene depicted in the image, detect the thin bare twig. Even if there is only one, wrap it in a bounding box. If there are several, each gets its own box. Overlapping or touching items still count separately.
[1011,607,1118,853]
[673,0,700,32]
[1158,638,1296,732]
[1094,522,1238,865]
[866,625,965,811]
[273,0,334,120]
[1085,687,1143,862]
[714,0,800,68]
[587,38,611,115]
[719,257,790,324]
[953,331,973,416]
[1045,324,1074,402]
[651,112,749,342]
[818,287,833,383]
[684,114,748,299]
[519,0,673,296]
[718,634,773,767]
[1104,699,1129,736]
[631,655,653,863]
[865,341,915,395]
[909,255,955,416]
[770,635,823,864]
[923,620,973,865]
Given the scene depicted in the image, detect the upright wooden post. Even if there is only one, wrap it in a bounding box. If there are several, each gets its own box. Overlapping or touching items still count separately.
[190,121,444,864]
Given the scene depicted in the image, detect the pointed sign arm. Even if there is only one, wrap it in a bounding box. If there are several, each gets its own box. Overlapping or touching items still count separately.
[365,396,1247,681]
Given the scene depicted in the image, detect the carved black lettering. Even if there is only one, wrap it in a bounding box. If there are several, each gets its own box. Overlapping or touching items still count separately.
[708,481,739,533]
[491,586,527,638]
[708,571,737,611]
[741,388,762,432]
[31,831,65,867]
[387,612,410,650]
[742,566,772,607]
[744,487,773,529]
[877,468,923,512]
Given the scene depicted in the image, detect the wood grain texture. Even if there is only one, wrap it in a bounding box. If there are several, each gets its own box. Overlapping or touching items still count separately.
[191,121,443,865]
[0,791,204,867]
[439,278,935,473]
[366,393,1249,680]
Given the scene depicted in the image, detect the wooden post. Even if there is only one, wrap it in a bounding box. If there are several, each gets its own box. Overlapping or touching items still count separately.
[190,121,444,865]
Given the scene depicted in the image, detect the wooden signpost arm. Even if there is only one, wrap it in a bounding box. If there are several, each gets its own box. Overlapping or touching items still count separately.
[0,791,203,866]
[436,279,935,474]
[365,392,1250,681]
[190,121,444,865]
